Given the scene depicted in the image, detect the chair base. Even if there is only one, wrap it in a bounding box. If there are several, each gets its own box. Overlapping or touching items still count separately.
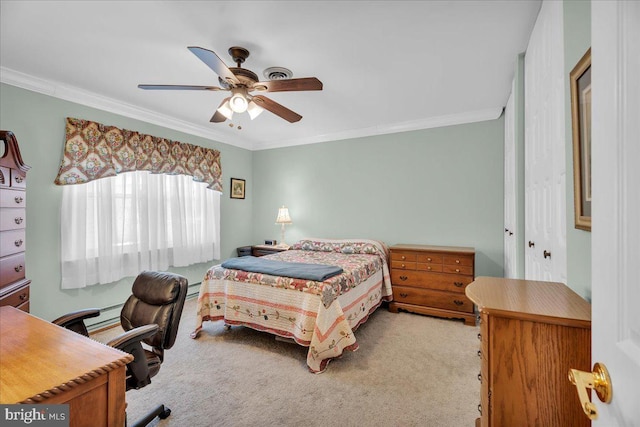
[128,404,171,427]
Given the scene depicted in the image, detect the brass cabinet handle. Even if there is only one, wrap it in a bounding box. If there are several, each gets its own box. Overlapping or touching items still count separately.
[14,196,24,204]
[427,266,432,270]
[544,250,551,259]
[529,241,535,247]
[14,239,23,247]
[401,264,406,268]
[14,265,24,272]
[399,275,408,281]
[454,300,464,306]
[477,350,482,358]
[19,293,27,301]
[401,255,406,260]
[14,217,24,224]
[568,362,612,420]
[477,333,481,341]
[14,176,24,183]
[454,281,464,287]
[455,268,460,273]
[399,293,408,298]
[427,257,432,262]
[455,259,460,264]
[477,372,482,383]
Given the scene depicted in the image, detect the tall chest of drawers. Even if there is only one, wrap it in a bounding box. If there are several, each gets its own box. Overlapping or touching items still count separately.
[388,244,476,326]
[0,131,31,312]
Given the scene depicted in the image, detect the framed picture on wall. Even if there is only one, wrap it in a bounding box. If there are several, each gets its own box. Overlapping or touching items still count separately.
[570,48,591,231]
[230,178,245,199]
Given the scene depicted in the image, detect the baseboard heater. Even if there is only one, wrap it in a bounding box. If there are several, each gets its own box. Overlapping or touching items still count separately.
[87,282,201,332]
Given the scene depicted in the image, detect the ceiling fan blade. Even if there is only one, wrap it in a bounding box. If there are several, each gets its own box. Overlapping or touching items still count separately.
[253,77,323,93]
[138,84,224,91]
[210,97,231,123]
[252,95,302,123]
[187,46,239,85]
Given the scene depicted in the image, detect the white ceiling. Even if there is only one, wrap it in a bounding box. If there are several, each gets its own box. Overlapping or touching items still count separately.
[0,1,541,151]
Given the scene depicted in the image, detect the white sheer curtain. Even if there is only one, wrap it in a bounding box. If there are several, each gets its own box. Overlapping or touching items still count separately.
[60,170,220,289]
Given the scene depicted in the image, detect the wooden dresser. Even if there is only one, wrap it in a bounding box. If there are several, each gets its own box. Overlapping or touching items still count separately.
[0,131,30,312]
[466,277,592,427]
[388,244,476,326]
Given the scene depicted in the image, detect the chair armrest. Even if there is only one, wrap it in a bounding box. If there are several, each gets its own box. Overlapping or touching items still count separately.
[52,308,101,337]
[107,324,159,353]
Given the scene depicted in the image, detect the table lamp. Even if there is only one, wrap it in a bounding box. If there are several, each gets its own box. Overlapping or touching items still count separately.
[275,206,292,248]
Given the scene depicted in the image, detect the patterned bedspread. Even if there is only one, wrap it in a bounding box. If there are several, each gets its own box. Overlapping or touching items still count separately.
[191,238,392,373]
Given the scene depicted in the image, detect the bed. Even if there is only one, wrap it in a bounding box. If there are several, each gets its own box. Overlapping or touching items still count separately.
[190,238,393,373]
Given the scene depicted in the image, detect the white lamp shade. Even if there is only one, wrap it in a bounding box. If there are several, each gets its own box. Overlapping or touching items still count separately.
[275,206,292,224]
[229,90,249,113]
[217,99,234,120]
[247,100,264,120]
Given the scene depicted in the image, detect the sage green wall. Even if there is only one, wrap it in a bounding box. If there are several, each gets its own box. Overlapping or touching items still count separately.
[252,119,505,278]
[564,0,591,300]
[0,83,253,322]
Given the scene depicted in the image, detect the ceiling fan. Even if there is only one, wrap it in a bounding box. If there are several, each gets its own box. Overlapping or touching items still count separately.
[138,46,323,124]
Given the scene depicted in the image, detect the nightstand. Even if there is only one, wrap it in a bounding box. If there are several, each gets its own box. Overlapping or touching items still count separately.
[251,245,289,257]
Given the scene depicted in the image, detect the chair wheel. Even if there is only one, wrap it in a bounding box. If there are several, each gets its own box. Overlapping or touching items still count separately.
[159,407,171,419]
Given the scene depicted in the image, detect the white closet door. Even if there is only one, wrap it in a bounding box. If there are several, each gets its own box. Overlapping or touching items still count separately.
[524,0,567,282]
[503,81,517,278]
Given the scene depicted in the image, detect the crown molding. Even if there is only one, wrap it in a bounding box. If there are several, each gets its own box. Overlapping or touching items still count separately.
[257,107,503,150]
[0,67,254,150]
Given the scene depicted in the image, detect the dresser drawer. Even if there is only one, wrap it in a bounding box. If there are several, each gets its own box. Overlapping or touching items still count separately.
[0,252,26,287]
[0,189,26,207]
[0,229,26,257]
[416,253,443,264]
[390,251,417,262]
[390,260,416,270]
[0,283,29,308]
[0,208,26,231]
[392,285,474,313]
[443,254,474,267]
[391,270,472,293]
[443,264,473,275]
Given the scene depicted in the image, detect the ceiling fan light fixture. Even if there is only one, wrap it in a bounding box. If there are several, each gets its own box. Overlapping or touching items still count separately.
[247,100,264,120]
[229,89,249,113]
[217,99,234,120]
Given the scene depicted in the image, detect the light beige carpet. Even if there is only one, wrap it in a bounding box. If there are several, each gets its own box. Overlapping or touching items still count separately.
[94,297,481,427]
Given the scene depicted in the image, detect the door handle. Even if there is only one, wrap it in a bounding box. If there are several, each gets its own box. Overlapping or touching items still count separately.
[544,250,551,259]
[568,362,612,420]
[528,241,535,247]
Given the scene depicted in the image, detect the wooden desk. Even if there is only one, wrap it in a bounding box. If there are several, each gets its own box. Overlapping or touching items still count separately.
[0,306,133,426]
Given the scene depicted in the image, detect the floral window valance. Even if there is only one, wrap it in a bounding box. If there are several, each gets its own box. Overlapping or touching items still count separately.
[54,117,223,191]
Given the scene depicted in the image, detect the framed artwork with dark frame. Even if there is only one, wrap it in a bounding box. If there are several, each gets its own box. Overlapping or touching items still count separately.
[230,178,246,199]
[570,48,592,231]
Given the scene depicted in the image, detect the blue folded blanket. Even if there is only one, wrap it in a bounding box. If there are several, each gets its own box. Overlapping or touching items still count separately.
[221,256,343,282]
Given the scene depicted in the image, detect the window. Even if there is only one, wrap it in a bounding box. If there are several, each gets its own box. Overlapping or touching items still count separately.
[60,170,220,289]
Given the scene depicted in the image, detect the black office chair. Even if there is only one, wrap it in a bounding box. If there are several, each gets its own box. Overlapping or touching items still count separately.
[53,270,188,427]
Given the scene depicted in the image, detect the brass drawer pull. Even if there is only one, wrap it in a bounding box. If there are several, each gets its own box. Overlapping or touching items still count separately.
[14,217,24,224]
[401,264,405,268]
[399,293,408,298]
[477,350,482,358]
[14,265,24,272]
[401,255,406,260]
[427,266,432,271]
[14,196,24,204]
[455,268,460,273]
[477,373,482,382]
[19,293,27,301]
[427,257,432,262]
[455,259,460,264]
[454,281,464,287]
[454,300,464,306]
[399,275,408,281]
[14,239,23,247]
[14,176,24,183]
[478,404,482,415]
[477,333,482,340]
